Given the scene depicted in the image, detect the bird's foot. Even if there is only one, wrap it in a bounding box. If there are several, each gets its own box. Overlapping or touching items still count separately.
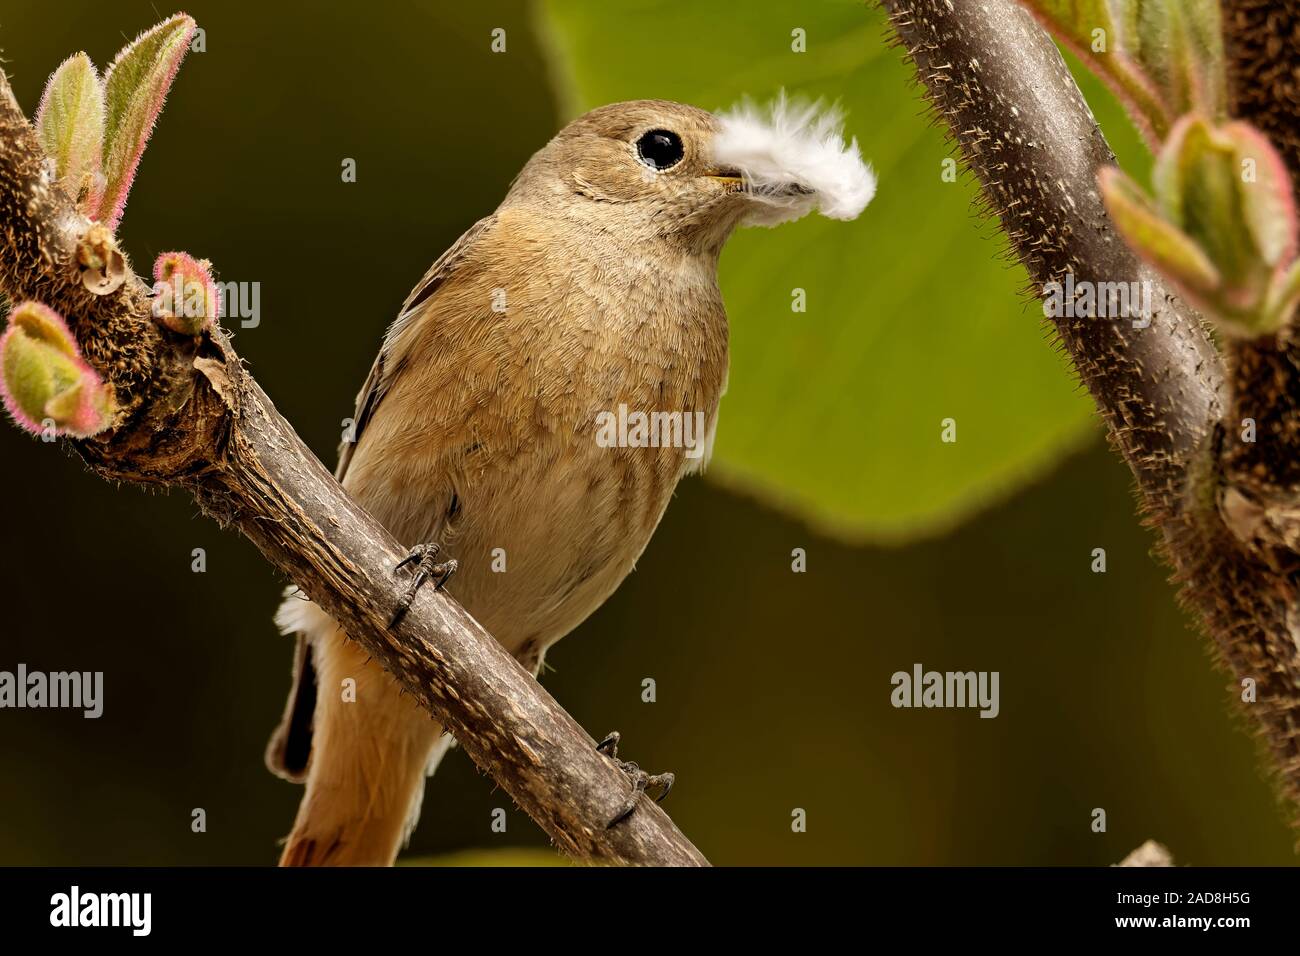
[597,731,675,828]
[391,543,458,626]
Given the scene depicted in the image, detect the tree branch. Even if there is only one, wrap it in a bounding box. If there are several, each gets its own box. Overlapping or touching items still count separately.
[880,0,1300,830]
[0,66,707,866]
[1221,0,1300,204]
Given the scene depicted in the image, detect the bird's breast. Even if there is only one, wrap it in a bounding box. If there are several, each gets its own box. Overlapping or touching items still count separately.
[349,209,731,655]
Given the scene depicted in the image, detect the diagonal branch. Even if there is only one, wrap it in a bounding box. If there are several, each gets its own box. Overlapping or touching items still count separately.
[0,66,707,866]
[880,0,1300,830]
[880,0,1225,501]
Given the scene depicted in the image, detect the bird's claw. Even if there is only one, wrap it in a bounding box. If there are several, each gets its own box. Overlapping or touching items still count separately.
[391,543,458,626]
[597,731,675,827]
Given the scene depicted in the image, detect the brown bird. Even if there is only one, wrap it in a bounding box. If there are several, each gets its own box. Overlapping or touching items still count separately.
[266,97,874,865]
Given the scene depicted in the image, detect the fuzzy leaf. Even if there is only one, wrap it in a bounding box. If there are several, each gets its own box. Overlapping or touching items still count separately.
[33,53,105,209]
[1132,0,1225,119]
[96,14,197,231]
[1021,0,1227,144]
[1182,0,1228,117]
[1224,122,1298,268]
[1099,165,1221,296]
[1154,116,1272,302]
[0,302,115,438]
[1265,259,1300,330]
[1021,0,1171,144]
[1128,115,1300,336]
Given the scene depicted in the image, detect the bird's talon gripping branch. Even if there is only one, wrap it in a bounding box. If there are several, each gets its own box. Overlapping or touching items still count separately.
[651,772,675,804]
[391,543,458,626]
[597,731,676,827]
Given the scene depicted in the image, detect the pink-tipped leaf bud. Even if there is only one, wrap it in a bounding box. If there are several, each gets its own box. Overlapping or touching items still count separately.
[0,302,115,438]
[152,251,219,335]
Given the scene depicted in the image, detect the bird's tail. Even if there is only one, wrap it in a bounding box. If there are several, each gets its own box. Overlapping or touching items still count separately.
[268,594,450,866]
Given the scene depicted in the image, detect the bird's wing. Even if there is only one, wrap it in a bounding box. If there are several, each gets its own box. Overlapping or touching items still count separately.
[334,214,496,483]
[269,215,499,786]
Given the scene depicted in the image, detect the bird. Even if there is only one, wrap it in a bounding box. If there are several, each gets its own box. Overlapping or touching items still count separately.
[264,96,874,866]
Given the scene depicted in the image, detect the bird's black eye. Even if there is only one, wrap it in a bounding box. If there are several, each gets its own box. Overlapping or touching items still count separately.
[636,129,684,171]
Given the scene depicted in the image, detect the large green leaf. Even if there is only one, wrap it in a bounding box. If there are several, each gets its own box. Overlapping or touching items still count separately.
[535,0,1150,541]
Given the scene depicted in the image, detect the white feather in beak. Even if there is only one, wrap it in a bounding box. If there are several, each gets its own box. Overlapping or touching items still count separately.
[713,93,876,227]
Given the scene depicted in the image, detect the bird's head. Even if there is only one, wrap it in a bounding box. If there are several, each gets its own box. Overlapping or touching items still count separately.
[505,96,876,256]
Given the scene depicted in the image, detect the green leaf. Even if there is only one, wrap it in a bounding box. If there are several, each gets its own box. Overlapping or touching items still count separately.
[1224,122,1298,269]
[97,14,197,231]
[33,53,105,209]
[1182,0,1228,117]
[1132,0,1225,119]
[0,301,115,438]
[536,0,1130,541]
[1155,116,1270,299]
[1021,0,1170,143]
[1264,258,1300,330]
[1128,115,1299,337]
[1098,166,1220,295]
[1020,0,1228,144]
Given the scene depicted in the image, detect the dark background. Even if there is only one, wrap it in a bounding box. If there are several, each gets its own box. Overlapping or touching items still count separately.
[0,1,1293,865]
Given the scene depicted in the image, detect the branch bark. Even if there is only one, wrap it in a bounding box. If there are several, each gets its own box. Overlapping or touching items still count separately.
[1221,0,1300,204]
[0,67,707,866]
[880,0,1300,830]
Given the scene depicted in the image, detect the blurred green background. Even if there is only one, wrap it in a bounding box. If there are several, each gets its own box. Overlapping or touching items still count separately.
[0,1,1293,865]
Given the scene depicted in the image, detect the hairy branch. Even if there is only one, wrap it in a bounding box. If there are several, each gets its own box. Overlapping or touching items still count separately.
[1221,0,1300,204]
[0,67,706,866]
[880,0,1300,828]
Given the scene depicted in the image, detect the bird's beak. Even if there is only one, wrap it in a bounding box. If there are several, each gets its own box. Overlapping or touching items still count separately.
[703,167,745,190]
